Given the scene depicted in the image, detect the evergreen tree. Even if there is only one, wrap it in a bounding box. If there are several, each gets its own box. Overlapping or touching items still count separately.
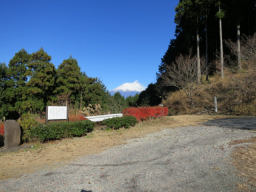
[55,57,81,106]
[82,78,109,108]
[126,94,139,107]
[216,1,225,78]
[8,49,30,85]
[176,0,201,83]
[113,92,127,112]
[175,0,214,83]
[137,84,161,106]
[27,48,56,112]
[79,72,88,110]
[0,63,9,119]
[156,0,256,99]
[8,49,31,114]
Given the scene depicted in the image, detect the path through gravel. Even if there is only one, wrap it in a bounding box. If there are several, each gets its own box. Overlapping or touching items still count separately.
[0,118,256,192]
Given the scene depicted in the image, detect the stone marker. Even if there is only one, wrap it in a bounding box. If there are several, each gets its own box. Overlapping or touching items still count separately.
[4,120,21,148]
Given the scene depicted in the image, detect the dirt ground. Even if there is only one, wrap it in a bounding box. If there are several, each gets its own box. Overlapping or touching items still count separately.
[231,137,256,191]
[0,115,229,180]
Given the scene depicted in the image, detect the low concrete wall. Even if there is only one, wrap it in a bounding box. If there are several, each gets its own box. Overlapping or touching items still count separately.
[86,114,123,122]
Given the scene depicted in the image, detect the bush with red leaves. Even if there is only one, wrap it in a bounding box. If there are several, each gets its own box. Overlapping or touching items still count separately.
[68,113,87,122]
[123,107,168,121]
[0,122,4,136]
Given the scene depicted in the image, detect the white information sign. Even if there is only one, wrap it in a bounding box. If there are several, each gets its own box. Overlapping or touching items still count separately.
[47,106,68,121]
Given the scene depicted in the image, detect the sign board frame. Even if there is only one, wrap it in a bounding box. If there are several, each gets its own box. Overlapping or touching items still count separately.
[46,106,68,123]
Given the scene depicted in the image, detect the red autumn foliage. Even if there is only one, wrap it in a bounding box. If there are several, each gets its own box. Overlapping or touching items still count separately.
[68,113,87,121]
[0,123,4,136]
[123,107,168,121]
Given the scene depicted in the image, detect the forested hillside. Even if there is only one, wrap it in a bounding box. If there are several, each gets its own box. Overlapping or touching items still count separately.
[138,0,256,105]
[0,49,137,120]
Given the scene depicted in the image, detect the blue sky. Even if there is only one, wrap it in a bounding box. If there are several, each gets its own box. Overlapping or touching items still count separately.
[1,0,178,91]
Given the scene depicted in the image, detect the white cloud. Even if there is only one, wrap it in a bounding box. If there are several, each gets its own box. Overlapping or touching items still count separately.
[112,80,145,92]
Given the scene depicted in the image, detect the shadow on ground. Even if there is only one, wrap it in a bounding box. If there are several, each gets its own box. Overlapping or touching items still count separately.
[204,117,256,130]
[81,190,92,192]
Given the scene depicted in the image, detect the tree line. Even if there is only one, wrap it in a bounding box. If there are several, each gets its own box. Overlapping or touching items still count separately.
[138,0,256,105]
[0,49,138,120]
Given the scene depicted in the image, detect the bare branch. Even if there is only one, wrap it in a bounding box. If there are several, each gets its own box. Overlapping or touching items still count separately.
[225,33,256,68]
[160,54,206,89]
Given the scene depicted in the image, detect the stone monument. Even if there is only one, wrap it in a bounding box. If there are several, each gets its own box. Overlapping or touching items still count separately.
[4,120,21,148]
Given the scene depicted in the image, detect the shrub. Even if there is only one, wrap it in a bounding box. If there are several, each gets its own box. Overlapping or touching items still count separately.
[0,122,4,136]
[123,107,168,121]
[31,120,94,142]
[18,113,39,142]
[102,116,137,130]
[68,113,87,121]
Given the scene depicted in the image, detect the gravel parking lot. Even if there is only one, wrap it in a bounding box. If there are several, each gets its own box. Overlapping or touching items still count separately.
[0,118,256,192]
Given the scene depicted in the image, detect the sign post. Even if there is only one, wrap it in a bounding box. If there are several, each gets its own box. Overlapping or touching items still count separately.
[46,106,68,123]
[214,96,218,113]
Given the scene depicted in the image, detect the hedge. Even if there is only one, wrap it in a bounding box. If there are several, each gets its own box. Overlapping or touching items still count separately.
[123,106,168,121]
[102,116,137,130]
[31,120,94,142]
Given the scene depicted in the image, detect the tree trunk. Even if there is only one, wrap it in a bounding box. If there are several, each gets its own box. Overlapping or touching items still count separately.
[237,24,241,69]
[197,28,201,83]
[205,16,209,81]
[80,92,83,110]
[65,97,68,106]
[219,5,224,79]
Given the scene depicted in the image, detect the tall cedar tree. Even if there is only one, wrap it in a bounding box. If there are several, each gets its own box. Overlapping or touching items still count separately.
[216,1,225,78]
[175,0,200,83]
[155,0,256,101]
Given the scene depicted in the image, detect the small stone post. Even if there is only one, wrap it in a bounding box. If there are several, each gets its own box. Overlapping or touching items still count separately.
[4,120,21,148]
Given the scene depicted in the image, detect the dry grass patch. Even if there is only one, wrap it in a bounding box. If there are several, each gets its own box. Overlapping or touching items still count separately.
[164,70,256,116]
[0,115,226,180]
[231,137,256,190]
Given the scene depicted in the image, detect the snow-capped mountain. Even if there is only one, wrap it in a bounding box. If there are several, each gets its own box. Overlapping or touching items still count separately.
[111,80,145,97]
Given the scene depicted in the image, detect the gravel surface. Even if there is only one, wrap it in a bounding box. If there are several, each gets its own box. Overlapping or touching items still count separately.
[0,118,256,192]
